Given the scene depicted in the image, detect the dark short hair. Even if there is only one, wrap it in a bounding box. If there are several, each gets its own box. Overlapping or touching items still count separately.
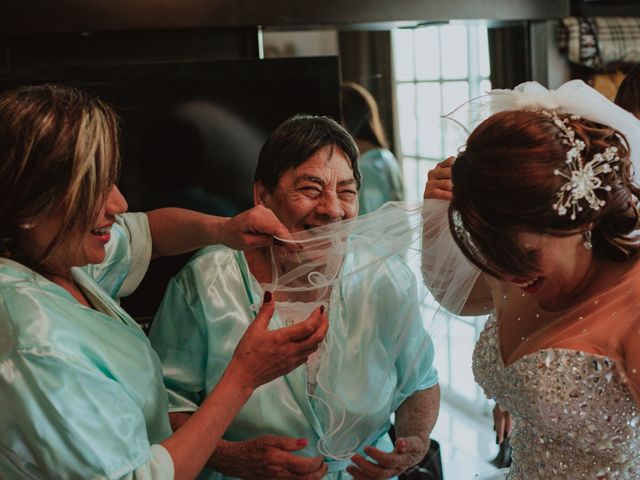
[450,110,640,278]
[254,115,360,191]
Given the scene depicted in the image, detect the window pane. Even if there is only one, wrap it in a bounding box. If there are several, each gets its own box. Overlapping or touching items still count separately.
[449,319,477,401]
[397,83,417,156]
[478,25,491,78]
[417,82,443,159]
[392,20,494,422]
[415,26,440,80]
[402,156,419,203]
[393,29,415,81]
[440,25,468,79]
[442,81,469,156]
[433,323,450,386]
[480,79,492,94]
[442,81,469,114]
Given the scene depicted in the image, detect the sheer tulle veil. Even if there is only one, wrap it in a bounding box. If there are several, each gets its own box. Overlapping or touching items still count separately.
[261,201,440,460]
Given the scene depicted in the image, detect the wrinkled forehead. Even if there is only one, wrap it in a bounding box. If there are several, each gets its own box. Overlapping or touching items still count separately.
[285,146,356,183]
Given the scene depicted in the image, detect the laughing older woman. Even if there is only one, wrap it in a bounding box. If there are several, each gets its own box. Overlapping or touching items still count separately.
[149,115,440,479]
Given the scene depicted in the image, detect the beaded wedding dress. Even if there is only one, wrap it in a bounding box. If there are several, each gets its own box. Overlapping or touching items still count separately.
[474,315,640,479]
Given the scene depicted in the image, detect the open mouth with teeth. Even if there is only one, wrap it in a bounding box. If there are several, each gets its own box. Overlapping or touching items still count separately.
[90,227,112,242]
[513,276,543,293]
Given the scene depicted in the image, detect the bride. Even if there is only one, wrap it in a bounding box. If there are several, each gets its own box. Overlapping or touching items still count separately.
[423,80,640,479]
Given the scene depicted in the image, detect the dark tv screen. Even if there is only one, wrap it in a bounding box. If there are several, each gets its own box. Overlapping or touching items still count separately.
[0,56,341,214]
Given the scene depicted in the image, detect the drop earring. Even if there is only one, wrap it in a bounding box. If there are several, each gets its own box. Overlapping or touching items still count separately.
[583,230,593,250]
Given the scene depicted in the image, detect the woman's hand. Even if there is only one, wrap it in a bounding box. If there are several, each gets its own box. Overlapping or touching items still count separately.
[163,294,327,480]
[423,156,454,201]
[210,436,328,479]
[226,292,329,390]
[219,205,296,250]
[347,437,428,480]
[493,404,513,444]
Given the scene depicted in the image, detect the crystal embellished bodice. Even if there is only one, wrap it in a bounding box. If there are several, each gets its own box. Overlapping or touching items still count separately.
[473,315,640,479]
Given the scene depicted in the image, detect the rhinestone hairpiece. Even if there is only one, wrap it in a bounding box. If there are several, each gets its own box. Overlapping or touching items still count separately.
[546,111,620,221]
[451,209,487,263]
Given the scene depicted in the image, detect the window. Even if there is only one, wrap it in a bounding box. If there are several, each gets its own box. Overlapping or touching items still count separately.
[393,24,492,415]
[393,24,491,202]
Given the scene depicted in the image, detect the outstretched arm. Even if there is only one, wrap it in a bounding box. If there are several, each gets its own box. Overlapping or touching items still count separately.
[348,385,440,479]
[147,205,294,258]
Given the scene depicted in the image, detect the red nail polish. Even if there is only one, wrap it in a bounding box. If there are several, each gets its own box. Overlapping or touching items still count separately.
[264,291,272,303]
[320,305,325,314]
[297,438,308,446]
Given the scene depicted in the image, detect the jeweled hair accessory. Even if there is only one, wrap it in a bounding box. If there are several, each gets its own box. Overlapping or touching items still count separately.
[442,80,640,182]
[451,209,487,263]
[546,111,621,220]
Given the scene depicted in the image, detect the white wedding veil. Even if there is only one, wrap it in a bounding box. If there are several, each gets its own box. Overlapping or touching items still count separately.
[264,201,440,460]
[447,80,640,172]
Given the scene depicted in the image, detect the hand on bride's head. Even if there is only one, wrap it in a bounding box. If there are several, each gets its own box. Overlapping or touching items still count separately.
[423,156,454,201]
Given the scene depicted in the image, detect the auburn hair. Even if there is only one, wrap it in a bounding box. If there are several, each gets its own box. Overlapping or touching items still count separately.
[449,110,640,278]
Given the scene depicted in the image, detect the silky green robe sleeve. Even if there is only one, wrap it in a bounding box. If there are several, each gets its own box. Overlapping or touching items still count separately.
[376,255,438,407]
[0,343,173,479]
[148,272,209,412]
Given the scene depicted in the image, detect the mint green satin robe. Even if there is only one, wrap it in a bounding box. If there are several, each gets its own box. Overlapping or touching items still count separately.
[0,213,174,479]
[358,148,405,215]
[149,244,438,479]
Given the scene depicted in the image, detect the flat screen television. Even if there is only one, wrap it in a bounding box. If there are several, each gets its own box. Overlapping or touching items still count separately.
[0,56,341,213]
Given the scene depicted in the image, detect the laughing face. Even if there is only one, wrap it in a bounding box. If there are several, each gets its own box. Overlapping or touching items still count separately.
[506,230,595,309]
[23,185,128,274]
[254,145,359,233]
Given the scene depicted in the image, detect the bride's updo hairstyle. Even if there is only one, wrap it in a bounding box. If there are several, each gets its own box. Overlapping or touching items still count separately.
[450,110,640,278]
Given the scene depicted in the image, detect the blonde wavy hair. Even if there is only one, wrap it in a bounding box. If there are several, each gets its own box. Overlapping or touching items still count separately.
[0,84,120,267]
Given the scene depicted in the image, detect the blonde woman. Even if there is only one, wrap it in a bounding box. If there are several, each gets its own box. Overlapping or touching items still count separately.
[0,84,328,479]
